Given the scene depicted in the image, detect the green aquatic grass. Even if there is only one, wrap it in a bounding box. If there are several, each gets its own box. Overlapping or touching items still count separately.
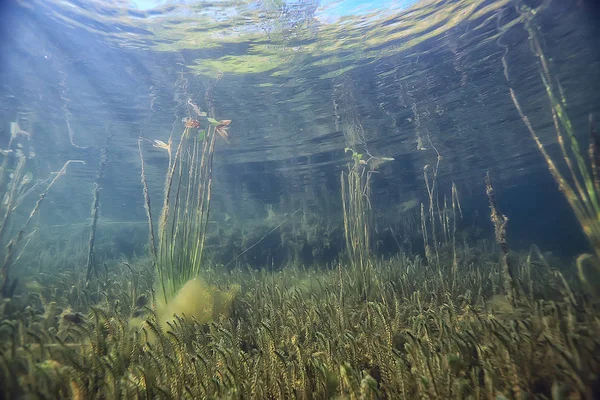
[140,122,218,304]
[1,245,598,399]
[341,148,374,301]
[505,4,600,290]
[138,87,230,304]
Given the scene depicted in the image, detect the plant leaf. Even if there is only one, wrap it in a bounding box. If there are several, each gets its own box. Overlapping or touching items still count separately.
[216,127,229,142]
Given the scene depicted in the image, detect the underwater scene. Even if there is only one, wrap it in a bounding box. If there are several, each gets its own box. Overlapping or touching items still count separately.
[1,0,600,398]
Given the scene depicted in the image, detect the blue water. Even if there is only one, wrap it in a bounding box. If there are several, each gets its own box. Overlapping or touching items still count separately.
[1,0,599,269]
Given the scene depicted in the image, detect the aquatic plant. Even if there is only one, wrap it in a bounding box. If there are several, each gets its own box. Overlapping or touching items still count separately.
[138,79,231,306]
[420,139,443,269]
[156,119,217,303]
[485,172,519,306]
[85,134,111,283]
[140,121,213,303]
[0,119,36,240]
[418,138,463,291]
[504,3,600,291]
[0,160,85,298]
[1,240,599,399]
[341,147,374,300]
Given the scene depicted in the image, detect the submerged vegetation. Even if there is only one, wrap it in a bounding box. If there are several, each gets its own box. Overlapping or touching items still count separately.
[1,1,600,399]
[2,94,600,400]
[1,241,599,399]
[137,79,238,330]
[505,2,600,295]
[138,82,224,298]
[0,115,85,298]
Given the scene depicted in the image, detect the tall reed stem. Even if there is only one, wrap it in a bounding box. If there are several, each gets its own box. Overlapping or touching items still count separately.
[1,160,84,296]
[341,151,372,300]
[155,125,217,303]
[504,4,600,266]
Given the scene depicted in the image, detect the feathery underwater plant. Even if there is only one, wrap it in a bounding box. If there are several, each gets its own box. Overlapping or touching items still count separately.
[1,241,600,399]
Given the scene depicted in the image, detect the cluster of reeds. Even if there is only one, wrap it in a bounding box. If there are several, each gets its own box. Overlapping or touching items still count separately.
[341,148,374,300]
[139,91,230,303]
[504,3,600,292]
[418,139,463,290]
[0,119,36,295]
[1,241,598,399]
[85,132,112,283]
[0,118,84,298]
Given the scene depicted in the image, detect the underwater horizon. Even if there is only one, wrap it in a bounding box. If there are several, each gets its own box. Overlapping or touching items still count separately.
[1,0,600,398]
